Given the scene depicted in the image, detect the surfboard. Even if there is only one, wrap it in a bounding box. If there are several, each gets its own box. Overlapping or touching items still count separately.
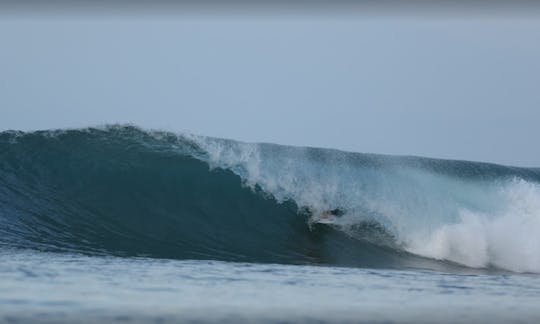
[315,217,336,224]
[313,214,338,224]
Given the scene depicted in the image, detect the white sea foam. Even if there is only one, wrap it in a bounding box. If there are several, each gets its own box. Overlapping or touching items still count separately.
[408,179,540,272]
[191,136,540,273]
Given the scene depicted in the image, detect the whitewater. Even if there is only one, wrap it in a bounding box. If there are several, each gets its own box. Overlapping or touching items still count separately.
[1,125,540,323]
[192,130,540,273]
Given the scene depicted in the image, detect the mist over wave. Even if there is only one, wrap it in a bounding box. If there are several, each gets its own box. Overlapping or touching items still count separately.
[1,125,539,273]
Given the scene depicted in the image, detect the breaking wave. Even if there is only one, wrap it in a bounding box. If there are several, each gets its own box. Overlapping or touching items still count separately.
[1,125,539,273]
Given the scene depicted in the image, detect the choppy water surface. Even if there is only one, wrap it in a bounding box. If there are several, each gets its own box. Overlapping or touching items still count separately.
[0,250,539,323]
[2,126,540,322]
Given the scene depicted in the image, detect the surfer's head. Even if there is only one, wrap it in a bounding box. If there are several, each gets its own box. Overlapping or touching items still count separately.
[326,208,344,216]
[316,208,344,219]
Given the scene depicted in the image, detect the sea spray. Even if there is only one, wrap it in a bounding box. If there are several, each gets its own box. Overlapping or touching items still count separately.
[2,125,539,272]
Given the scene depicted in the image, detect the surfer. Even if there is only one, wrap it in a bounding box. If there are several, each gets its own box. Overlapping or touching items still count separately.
[320,208,344,219]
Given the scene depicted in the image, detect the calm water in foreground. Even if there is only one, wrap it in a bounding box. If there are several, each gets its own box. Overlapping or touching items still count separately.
[1,250,539,323]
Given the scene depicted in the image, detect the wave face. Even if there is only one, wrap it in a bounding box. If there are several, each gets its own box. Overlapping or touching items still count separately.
[1,125,540,273]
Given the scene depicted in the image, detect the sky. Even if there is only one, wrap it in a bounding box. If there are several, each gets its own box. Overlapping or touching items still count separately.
[1,2,539,167]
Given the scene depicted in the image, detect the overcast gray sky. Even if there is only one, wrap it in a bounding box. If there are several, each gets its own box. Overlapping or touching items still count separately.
[1,6,539,167]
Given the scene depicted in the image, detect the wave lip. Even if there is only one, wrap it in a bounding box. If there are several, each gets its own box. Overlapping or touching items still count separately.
[1,125,539,273]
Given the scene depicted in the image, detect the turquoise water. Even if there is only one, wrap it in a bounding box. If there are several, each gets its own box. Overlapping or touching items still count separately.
[2,126,540,322]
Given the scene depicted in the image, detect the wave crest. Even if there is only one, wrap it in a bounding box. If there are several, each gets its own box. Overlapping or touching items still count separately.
[1,125,539,273]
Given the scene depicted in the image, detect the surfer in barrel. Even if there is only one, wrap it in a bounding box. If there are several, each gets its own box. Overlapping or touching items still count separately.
[320,208,344,219]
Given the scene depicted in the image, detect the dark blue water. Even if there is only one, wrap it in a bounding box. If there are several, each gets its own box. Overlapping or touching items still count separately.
[1,125,540,322]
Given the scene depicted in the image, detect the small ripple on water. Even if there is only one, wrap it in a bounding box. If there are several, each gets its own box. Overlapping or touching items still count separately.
[1,250,540,323]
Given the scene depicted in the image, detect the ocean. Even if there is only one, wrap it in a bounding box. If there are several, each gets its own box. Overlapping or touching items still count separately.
[1,125,540,323]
